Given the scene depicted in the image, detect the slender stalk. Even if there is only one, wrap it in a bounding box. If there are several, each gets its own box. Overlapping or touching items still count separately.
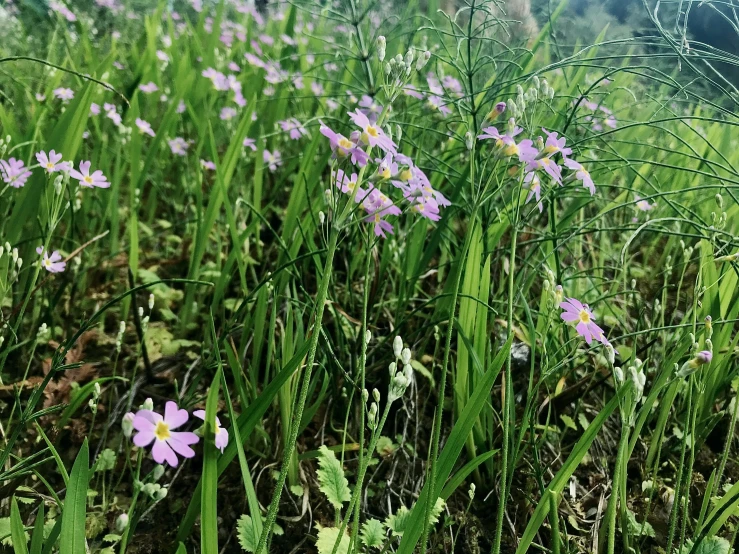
[256,230,339,554]
[714,392,738,497]
[606,418,630,554]
[666,378,693,554]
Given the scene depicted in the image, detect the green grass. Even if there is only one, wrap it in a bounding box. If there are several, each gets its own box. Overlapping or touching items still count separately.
[1,0,739,553]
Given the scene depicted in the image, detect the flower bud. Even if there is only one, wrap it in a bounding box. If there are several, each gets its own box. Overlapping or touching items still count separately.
[362,388,369,402]
[393,336,403,358]
[142,398,154,411]
[154,487,168,501]
[716,193,724,209]
[373,388,381,403]
[401,347,411,365]
[116,513,129,532]
[404,49,414,66]
[415,51,431,71]
[465,131,474,151]
[152,464,165,481]
[365,329,371,344]
[122,412,135,438]
[376,36,386,62]
[148,293,155,311]
[384,63,392,75]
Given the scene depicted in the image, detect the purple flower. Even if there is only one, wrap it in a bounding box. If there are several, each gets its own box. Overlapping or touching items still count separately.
[36,150,71,173]
[564,159,594,194]
[139,81,159,94]
[132,401,200,467]
[560,297,608,345]
[35,93,46,102]
[200,159,216,171]
[359,95,382,121]
[319,122,368,167]
[53,87,74,103]
[1,158,33,188]
[220,107,238,121]
[90,103,101,116]
[69,161,110,188]
[361,187,402,238]
[403,84,425,100]
[348,110,397,154]
[243,137,257,151]
[168,138,190,156]
[176,100,186,114]
[36,247,66,273]
[228,62,241,72]
[193,410,229,453]
[333,169,367,199]
[494,102,506,114]
[524,172,543,212]
[278,118,308,140]
[263,150,282,172]
[694,350,713,365]
[541,129,572,158]
[635,195,655,211]
[527,157,562,185]
[135,118,155,137]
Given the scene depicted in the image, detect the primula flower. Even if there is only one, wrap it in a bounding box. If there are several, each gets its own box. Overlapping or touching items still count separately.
[176,100,186,114]
[527,157,562,185]
[36,93,46,102]
[361,187,402,238]
[53,87,74,103]
[564,158,594,194]
[359,95,382,121]
[168,138,190,156]
[193,410,229,453]
[90,103,101,116]
[69,161,110,188]
[36,150,71,173]
[403,84,425,100]
[243,137,257,151]
[220,107,238,121]
[478,126,536,162]
[348,109,397,154]
[278,118,308,140]
[319,122,368,167]
[540,129,572,158]
[139,81,159,94]
[263,149,282,172]
[135,118,155,137]
[524,172,543,213]
[132,401,200,467]
[200,159,216,171]
[333,169,368,200]
[36,247,66,273]
[560,297,608,345]
[1,158,33,188]
[635,195,655,211]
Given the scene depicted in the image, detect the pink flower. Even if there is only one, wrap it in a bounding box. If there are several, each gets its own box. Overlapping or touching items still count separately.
[35,93,46,102]
[263,149,282,172]
[1,158,33,188]
[200,159,216,170]
[348,109,397,154]
[527,157,562,185]
[90,103,101,116]
[319,122,368,167]
[139,81,159,94]
[135,118,155,137]
[168,138,190,156]
[53,87,74,103]
[541,129,572,158]
[559,297,608,345]
[333,169,368,200]
[220,107,238,121]
[524,172,543,212]
[403,84,425,100]
[132,401,200,467]
[36,247,66,273]
[278,118,308,140]
[193,410,229,453]
[176,100,186,114]
[36,150,71,173]
[243,137,257,151]
[564,159,594,194]
[69,161,110,188]
[635,195,655,211]
[361,187,402,237]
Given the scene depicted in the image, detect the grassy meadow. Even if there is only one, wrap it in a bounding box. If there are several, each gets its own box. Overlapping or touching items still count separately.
[1,0,739,553]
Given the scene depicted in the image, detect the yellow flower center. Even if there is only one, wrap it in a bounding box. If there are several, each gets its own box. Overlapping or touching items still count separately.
[338,137,354,150]
[544,144,558,154]
[366,126,379,138]
[374,214,381,222]
[83,175,93,185]
[541,158,552,166]
[578,310,591,324]
[399,169,412,181]
[154,420,171,441]
[46,162,55,170]
[380,167,391,179]
[44,258,52,268]
[503,144,519,157]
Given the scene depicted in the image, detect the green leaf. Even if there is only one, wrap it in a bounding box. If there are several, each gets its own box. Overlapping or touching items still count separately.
[316,446,350,510]
[360,519,386,549]
[625,509,655,538]
[236,515,258,553]
[385,506,410,537]
[93,449,116,473]
[684,537,732,554]
[10,497,29,554]
[60,439,90,554]
[315,527,349,554]
[201,347,222,554]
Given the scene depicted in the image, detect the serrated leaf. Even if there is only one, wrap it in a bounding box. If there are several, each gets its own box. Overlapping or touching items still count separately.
[360,519,386,549]
[316,446,350,510]
[560,415,577,430]
[429,498,445,525]
[385,506,410,537]
[236,515,258,553]
[315,527,349,554]
[683,536,733,554]
[625,509,655,538]
[93,449,116,473]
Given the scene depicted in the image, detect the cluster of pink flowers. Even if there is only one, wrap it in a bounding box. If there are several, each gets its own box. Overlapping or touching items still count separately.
[278,118,308,140]
[320,110,450,237]
[127,401,229,467]
[579,98,617,131]
[477,121,594,212]
[1,151,109,190]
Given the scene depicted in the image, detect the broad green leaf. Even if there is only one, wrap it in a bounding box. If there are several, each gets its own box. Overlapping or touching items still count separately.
[10,497,29,554]
[60,439,90,554]
[315,527,349,554]
[360,519,385,549]
[236,515,258,553]
[316,445,350,510]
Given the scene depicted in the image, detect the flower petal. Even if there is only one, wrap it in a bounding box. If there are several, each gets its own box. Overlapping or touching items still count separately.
[133,430,155,447]
[152,439,178,467]
[163,401,189,430]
